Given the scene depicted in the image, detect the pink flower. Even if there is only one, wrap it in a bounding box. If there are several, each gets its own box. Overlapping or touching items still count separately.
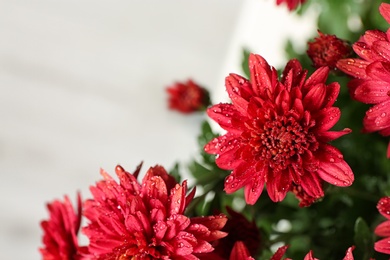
[307,30,352,70]
[336,3,390,158]
[276,0,306,11]
[374,196,390,255]
[205,53,353,205]
[82,164,228,259]
[40,193,82,260]
[166,79,211,114]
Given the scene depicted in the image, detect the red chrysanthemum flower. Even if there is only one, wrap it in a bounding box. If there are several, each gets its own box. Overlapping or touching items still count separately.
[202,207,261,259]
[307,30,352,70]
[336,3,390,158]
[40,193,82,260]
[374,196,390,254]
[276,0,306,11]
[205,53,354,205]
[166,79,211,114]
[82,164,228,259]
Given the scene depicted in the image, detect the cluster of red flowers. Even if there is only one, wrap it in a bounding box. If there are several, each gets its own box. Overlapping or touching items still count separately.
[41,1,390,260]
[40,164,228,259]
[337,3,390,158]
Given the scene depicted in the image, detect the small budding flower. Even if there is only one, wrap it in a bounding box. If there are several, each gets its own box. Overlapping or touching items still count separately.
[307,30,352,70]
[276,0,306,11]
[166,79,211,114]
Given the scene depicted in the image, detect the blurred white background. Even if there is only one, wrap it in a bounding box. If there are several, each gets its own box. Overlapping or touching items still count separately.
[0,0,316,259]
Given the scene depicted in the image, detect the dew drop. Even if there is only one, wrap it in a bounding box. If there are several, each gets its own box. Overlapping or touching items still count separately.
[329,158,335,163]
[225,175,234,183]
[381,112,386,117]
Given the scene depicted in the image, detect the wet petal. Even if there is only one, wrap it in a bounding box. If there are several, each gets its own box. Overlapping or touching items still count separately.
[249,53,273,96]
[207,104,243,133]
[303,83,326,111]
[229,241,254,260]
[336,59,369,79]
[266,170,291,202]
[353,80,390,104]
[300,170,324,199]
[377,197,390,219]
[316,160,354,187]
[303,66,329,91]
[244,171,266,205]
[270,245,289,260]
[373,40,390,62]
[375,237,390,254]
[313,107,341,132]
[225,73,251,114]
[317,128,351,143]
[342,246,355,260]
[363,100,390,132]
[380,3,390,24]
[375,220,390,237]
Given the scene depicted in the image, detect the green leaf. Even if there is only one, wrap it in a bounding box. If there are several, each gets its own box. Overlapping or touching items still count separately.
[168,162,181,183]
[354,217,374,259]
[241,48,251,78]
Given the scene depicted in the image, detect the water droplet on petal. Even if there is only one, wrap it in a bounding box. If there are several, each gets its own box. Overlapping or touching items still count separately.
[225,175,234,184]
[329,158,335,163]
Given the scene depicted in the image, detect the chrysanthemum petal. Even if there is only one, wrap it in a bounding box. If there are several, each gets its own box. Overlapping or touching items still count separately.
[303,66,329,92]
[300,170,324,199]
[244,172,266,205]
[229,241,254,260]
[336,59,369,79]
[303,250,319,260]
[377,197,390,219]
[225,163,259,194]
[375,237,390,254]
[372,41,390,62]
[366,61,390,82]
[316,144,345,163]
[363,100,390,132]
[303,83,327,111]
[225,73,251,114]
[266,170,291,202]
[317,128,352,143]
[353,80,390,104]
[381,3,390,25]
[375,220,390,237]
[270,245,289,260]
[352,42,382,62]
[316,160,354,186]
[207,104,244,133]
[342,246,355,260]
[249,54,273,96]
[313,107,341,132]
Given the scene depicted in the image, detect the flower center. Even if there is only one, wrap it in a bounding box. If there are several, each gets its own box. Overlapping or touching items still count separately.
[247,114,317,170]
